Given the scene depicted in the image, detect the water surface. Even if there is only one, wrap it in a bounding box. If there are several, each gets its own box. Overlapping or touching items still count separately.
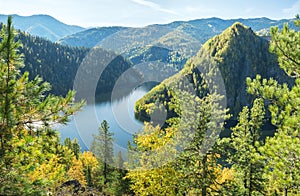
[58,85,151,152]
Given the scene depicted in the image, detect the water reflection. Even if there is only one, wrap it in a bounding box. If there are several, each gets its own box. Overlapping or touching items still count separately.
[58,84,153,152]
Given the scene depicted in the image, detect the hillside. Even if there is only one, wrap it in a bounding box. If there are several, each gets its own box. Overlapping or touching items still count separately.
[134,22,292,122]
[0,14,84,41]
[58,26,128,47]
[16,31,134,97]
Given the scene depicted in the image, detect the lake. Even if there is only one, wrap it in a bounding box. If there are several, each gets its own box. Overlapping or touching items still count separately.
[58,84,152,154]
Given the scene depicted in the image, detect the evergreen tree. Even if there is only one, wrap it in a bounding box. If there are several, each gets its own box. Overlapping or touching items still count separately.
[247,15,300,195]
[126,91,228,195]
[224,98,266,195]
[0,16,83,194]
[90,120,114,192]
[173,92,228,195]
[112,151,131,195]
[269,14,300,78]
[64,137,81,159]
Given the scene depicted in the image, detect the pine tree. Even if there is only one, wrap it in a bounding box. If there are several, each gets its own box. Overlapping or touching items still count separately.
[247,15,300,195]
[112,151,131,195]
[90,120,114,192]
[0,16,83,194]
[224,98,266,195]
[126,91,228,195]
[269,15,300,78]
[173,92,228,195]
[64,137,81,159]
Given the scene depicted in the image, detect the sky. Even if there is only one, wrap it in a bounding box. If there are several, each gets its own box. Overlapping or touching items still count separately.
[0,0,299,27]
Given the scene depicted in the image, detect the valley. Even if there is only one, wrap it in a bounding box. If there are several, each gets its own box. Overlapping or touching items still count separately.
[0,13,299,195]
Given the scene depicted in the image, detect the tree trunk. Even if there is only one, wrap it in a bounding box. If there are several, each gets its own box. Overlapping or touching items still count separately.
[104,132,108,186]
[249,163,253,196]
[284,188,288,196]
[202,155,207,196]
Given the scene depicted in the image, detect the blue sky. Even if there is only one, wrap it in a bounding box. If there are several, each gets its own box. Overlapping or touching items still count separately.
[1,0,299,27]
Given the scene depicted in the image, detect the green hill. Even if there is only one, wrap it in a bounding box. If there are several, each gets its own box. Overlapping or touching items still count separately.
[135,22,292,123]
[15,31,134,97]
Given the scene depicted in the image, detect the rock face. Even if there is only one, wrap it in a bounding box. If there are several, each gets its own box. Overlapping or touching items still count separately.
[135,22,292,121]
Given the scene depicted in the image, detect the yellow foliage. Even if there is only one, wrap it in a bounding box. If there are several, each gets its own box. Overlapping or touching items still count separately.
[126,123,181,195]
[79,151,99,184]
[135,122,176,150]
[126,165,180,196]
[67,157,87,187]
[28,155,67,189]
[80,151,98,169]
[210,166,235,192]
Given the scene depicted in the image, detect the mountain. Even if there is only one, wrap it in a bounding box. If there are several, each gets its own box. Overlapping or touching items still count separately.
[134,22,292,123]
[0,14,85,41]
[59,17,294,49]
[58,17,294,77]
[57,26,128,47]
[15,30,135,97]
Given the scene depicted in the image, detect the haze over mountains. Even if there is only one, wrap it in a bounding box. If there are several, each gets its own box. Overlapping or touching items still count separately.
[0,14,294,44]
[0,14,84,41]
[58,17,294,48]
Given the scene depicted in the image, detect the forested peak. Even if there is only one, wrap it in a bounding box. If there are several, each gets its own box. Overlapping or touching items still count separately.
[225,22,253,35]
[136,20,291,120]
[200,22,264,62]
[182,22,263,73]
[215,22,254,37]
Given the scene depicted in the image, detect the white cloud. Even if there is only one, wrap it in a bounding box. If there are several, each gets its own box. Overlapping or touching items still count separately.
[131,0,178,15]
[283,0,300,17]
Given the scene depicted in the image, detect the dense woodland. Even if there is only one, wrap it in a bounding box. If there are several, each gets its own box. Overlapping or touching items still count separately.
[135,22,293,121]
[0,14,299,195]
[0,26,135,97]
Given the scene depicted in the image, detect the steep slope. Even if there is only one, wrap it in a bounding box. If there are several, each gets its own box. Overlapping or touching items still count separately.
[16,31,134,97]
[135,22,291,122]
[0,14,84,41]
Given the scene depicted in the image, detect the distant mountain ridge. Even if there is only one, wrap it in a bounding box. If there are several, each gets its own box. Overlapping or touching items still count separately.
[59,17,294,48]
[0,14,85,41]
[58,17,294,73]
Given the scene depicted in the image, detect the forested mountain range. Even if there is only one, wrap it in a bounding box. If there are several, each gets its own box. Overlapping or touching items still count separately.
[15,31,134,97]
[0,15,295,106]
[0,14,84,41]
[58,26,128,47]
[17,33,89,95]
[59,17,294,48]
[135,22,293,122]
[59,17,295,73]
